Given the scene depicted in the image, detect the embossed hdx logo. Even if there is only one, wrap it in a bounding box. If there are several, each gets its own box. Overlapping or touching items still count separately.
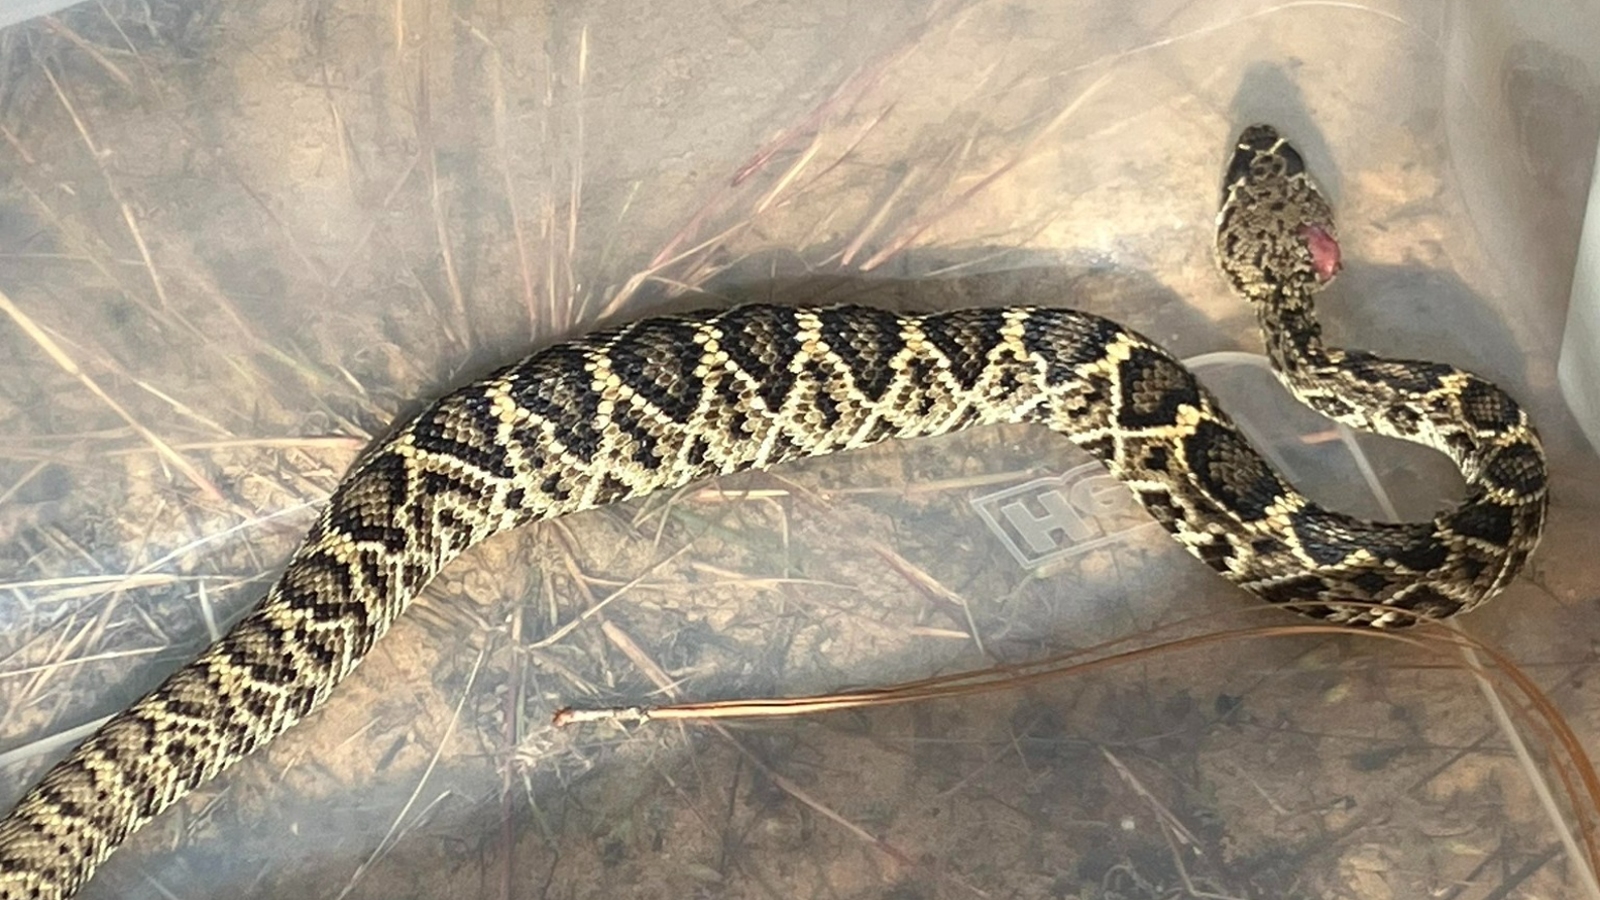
[972,464,1158,570]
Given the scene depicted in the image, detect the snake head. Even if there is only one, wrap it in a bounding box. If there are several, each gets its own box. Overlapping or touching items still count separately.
[1215,124,1341,301]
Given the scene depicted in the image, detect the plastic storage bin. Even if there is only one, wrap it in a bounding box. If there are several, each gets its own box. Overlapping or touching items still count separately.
[1,3,1598,899]
[1561,149,1600,453]
[0,0,73,31]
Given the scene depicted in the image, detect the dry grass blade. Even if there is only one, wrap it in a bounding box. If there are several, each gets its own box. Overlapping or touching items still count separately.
[555,610,1600,894]
[867,539,987,656]
[528,541,698,650]
[40,16,132,87]
[336,643,490,900]
[592,592,918,876]
[461,20,539,332]
[0,287,223,502]
[859,70,1113,270]
[1445,624,1600,896]
[40,64,183,329]
[415,49,469,336]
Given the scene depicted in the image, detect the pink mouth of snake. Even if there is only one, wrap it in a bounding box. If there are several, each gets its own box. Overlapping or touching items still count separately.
[1300,224,1342,282]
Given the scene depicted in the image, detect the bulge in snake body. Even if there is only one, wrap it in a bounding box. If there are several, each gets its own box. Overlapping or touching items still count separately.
[0,125,1550,900]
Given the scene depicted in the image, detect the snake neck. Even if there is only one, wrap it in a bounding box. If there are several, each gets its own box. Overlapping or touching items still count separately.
[1248,281,1549,613]
[1251,284,1330,377]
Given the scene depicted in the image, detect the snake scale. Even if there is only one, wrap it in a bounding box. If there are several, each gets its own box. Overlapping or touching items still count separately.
[0,125,1549,898]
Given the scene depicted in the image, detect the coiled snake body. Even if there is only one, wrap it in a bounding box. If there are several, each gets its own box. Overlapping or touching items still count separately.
[0,126,1548,899]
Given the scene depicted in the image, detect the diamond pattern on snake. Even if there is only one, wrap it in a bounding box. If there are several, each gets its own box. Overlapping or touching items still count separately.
[0,125,1548,900]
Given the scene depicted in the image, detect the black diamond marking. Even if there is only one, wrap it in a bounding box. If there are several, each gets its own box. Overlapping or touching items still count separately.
[1393,585,1461,619]
[1447,500,1516,545]
[46,795,86,822]
[713,370,743,404]
[1288,512,1362,567]
[323,498,409,554]
[808,361,844,430]
[248,660,287,686]
[324,459,418,551]
[715,305,801,415]
[279,562,372,635]
[418,470,489,521]
[406,491,429,540]
[353,547,393,602]
[923,308,1007,390]
[410,402,513,479]
[1022,311,1127,386]
[817,306,905,401]
[360,450,414,521]
[904,357,940,418]
[509,345,604,462]
[290,549,357,604]
[1443,432,1475,459]
[1482,442,1546,496]
[1345,356,1452,393]
[707,375,752,440]
[401,561,430,592]
[613,410,661,466]
[1350,571,1391,598]
[1458,379,1522,431]
[1074,376,1112,417]
[1116,346,1202,430]
[1256,574,1330,608]
[505,487,526,510]
[159,693,217,722]
[1361,520,1451,572]
[1184,419,1281,522]
[1384,403,1422,433]
[528,437,557,472]
[996,365,1022,400]
[607,317,708,423]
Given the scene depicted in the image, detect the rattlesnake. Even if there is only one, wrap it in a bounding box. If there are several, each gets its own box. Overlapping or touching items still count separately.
[0,124,1549,899]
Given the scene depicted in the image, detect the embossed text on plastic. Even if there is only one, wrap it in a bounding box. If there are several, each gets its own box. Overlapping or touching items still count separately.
[972,464,1158,570]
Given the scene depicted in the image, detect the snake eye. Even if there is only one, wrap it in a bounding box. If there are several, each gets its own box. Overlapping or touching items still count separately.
[1298,224,1342,281]
[1276,143,1306,177]
[1224,145,1256,190]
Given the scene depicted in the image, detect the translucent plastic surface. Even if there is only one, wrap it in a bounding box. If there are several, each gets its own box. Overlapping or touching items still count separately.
[0,0,75,32]
[1561,152,1600,452]
[2,3,1599,899]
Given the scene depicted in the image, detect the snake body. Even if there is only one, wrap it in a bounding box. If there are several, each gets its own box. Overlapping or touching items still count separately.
[0,125,1548,898]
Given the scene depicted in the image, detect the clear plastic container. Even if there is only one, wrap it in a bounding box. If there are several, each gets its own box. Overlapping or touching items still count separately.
[2,3,1598,899]
[0,0,75,31]
[1561,144,1600,453]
